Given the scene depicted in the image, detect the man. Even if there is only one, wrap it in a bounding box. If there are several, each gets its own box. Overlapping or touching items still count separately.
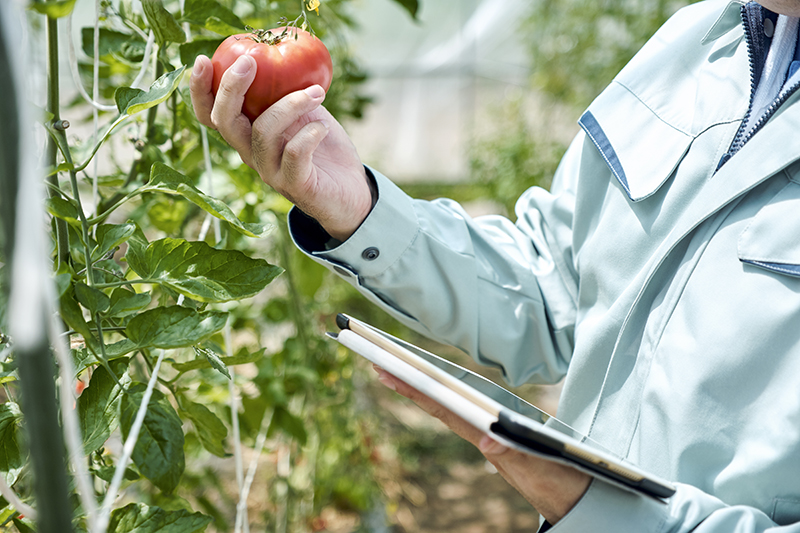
[191,0,800,529]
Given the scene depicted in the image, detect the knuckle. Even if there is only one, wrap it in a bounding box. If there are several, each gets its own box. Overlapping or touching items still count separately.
[283,141,304,163]
[261,105,293,131]
[217,79,244,100]
[264,91,315,126]
[209,109,225,131]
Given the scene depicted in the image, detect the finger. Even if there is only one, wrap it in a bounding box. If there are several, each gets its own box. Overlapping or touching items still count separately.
[373,368,485,445]
[210,55,257,158]
[478,434,511,456]
[251,85,327,172]
[372,364,398,390]
[190,55,215,129]
[486,446,592,522]
[272,120,330,200]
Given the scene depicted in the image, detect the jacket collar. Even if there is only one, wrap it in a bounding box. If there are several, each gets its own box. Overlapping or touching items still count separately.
[701,0,746,44]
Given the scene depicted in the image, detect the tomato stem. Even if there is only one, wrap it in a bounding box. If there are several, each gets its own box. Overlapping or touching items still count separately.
[243,0,320,44]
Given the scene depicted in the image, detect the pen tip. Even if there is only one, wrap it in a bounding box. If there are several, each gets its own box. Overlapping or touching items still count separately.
[336,313,350,330]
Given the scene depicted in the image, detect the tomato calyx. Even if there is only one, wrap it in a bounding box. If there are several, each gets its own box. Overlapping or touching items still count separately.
[242,26,304,46]
[241,2,322,46]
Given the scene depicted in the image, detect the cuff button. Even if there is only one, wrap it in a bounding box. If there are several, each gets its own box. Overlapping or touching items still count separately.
[362,247,380,261]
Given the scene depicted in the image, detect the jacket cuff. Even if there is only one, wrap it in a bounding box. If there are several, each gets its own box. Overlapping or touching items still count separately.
[547,479,667,532]
[288,167,419,279]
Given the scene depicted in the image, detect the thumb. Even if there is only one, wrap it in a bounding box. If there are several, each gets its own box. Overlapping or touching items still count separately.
[479,434,511,457]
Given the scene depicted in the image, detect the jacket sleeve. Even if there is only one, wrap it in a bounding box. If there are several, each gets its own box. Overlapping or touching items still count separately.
[548,479,800,533]
[288,137,586,386]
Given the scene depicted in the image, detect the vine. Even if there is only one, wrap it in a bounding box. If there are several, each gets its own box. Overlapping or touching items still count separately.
[0,0,419,532]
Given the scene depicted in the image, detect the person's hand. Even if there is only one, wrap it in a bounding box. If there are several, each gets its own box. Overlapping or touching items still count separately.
[190,54,374,241]
[373,365,591,524]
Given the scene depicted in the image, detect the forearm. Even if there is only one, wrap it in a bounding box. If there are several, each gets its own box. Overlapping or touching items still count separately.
[290,167,578,385]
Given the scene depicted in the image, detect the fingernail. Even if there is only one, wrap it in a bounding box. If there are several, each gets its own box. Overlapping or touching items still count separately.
[376,370,396,391]
[232,56,252,75]
[304,85,325,99]
[193,56,205,75]
[479,435,506,454]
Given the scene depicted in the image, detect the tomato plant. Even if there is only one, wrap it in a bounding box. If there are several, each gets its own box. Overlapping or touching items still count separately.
[0,0,420,531]
[211,27,333,122]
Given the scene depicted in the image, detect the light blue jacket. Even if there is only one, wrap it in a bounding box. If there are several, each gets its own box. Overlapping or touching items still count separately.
[290,0,800,530]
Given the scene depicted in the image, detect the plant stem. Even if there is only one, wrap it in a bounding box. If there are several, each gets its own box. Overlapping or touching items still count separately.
[45,15,69,267]
[146,58,165,140]
[277,219,309,349]
[89,188,139,225]
[96,349,166,532]
[68,113,129,174]
[93,278,161,289]
[169,90,179,161]
[57,133,115,377]
[44,179,74,201]
[62,326,128,337]
[95,49,165,215]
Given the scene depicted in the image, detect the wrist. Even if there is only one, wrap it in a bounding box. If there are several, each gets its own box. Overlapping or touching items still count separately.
[534,465,592,524]
[323,166,377,241]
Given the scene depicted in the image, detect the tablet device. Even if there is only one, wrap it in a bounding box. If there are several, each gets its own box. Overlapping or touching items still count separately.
[329,313,675,500]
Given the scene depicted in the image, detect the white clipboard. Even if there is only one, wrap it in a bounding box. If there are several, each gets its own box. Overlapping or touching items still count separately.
[328,314,675,500]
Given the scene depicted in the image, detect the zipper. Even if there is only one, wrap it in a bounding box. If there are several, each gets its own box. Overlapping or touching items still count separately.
[717,4,800,170]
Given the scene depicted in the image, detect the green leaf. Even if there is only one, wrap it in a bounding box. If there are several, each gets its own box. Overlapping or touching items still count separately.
[126,306,228,349]
[0,364,17,386]
[128,237,282,303]
[170,348,263,373]
[93,223,136,261]
[181,401,227,457]
[141,0,186,45]
[0,403,24,476]
[389,0,419,19]
[240,394,269,439]
[54,262,74,297]
[270,405,307,446]
[78,358,131,453]
[94,464,140,483]
[203,16,246,37]
[29,0,77,18]
[74,339,139,375]
[46,197,82,226]
[192,346,230,379]
[178,38,225,68]
[294,255,326,299]
[144,163,272,238]
[115,67,186,116]
[181,0,245,33]
[151,492,194,513]
[12,517,36,533]
[60,286,95,342]
[120,384,185,493]
[75,282,111,314]
[0,506,17,525]
[146,197,190,235]
[108,502,211,533]
[124,224,150,277]
[108,288,152,317]
[81,27,146,60]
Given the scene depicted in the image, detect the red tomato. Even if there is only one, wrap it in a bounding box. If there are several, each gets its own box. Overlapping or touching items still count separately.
[211,27,333,122]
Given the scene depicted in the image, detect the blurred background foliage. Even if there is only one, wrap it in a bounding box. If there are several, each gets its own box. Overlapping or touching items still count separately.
[465,0,700,222]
